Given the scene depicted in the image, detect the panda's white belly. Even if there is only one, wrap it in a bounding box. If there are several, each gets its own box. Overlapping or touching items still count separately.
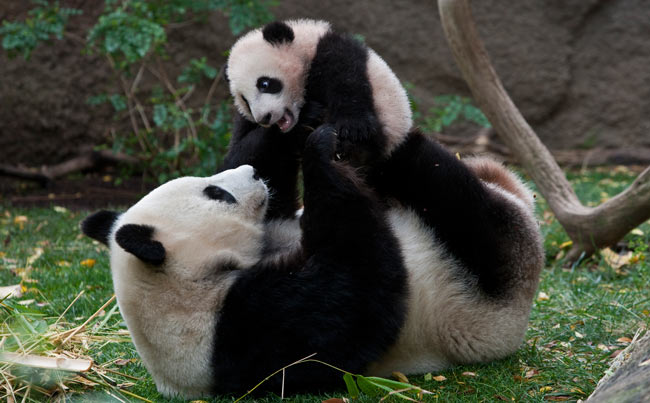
[366,208,531,376]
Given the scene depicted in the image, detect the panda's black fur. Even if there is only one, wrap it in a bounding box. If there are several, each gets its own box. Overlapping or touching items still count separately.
[212,126,408,394]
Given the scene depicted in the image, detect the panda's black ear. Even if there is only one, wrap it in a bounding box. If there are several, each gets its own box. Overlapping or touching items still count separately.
[81,210,120,245]
[262,21,294,45]
[115,224,166,266]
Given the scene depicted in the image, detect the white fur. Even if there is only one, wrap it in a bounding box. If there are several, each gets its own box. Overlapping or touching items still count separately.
[367,208,537,376]
[366,49,412,154]
[108,165,267,398]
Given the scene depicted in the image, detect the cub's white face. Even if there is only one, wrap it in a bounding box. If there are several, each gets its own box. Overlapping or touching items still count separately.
[228,39,305,133]
[227,19,331,133]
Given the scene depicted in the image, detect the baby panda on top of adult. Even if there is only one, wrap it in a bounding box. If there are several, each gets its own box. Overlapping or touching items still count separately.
[80,125,409,398]
[226,19,412,166]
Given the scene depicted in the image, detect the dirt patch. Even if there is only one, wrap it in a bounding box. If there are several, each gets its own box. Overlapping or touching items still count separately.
[0,173,153,210]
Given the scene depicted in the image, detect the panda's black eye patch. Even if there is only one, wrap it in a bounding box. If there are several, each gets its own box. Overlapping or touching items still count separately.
[203,185,237,204]
[256,77,282,94]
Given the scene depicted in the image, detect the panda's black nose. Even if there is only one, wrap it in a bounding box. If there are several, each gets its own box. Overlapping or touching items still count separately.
[252,168,260,180]
[258,113,271,125]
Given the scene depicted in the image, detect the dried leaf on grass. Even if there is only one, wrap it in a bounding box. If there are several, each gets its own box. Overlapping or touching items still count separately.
[0,284,23,299]
[601,247,633,270]
[392,371,409,384]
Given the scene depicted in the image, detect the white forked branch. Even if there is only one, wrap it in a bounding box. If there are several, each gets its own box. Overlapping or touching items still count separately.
[437,0,650,260]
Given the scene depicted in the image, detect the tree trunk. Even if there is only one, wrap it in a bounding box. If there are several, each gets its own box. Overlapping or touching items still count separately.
[437,0,650,260]
[587,331,650,402]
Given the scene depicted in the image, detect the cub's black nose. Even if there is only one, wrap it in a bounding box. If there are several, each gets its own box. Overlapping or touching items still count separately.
[258,113,271,125]
[252,168,260,180]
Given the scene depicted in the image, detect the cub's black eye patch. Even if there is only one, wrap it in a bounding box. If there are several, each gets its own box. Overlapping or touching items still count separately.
[256,77,282,94]
[203,185,237,204]
[240,95,252,114]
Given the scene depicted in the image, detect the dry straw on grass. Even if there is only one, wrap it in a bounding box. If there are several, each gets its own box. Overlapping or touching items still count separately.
[0,292,150,402]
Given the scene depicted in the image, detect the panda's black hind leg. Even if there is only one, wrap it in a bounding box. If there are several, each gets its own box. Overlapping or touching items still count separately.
[306,31,385,167]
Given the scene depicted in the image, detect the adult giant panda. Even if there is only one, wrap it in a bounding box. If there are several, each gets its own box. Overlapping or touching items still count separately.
[82,124,544,398]
[226,19,412,166]
[82,126,409,397]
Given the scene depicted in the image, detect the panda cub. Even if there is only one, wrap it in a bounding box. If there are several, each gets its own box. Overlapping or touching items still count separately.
[81,126,409,397]
[226,19,412,165]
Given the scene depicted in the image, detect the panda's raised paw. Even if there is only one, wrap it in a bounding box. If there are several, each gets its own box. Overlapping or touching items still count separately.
[304,124,338,161]
[334,117,377,143]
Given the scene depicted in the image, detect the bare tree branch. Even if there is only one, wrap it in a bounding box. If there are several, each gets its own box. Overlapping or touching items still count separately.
[0,150,139,185]
[437,0,650,260]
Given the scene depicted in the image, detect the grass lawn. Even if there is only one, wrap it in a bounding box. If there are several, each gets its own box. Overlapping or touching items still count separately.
[1,166,649,402]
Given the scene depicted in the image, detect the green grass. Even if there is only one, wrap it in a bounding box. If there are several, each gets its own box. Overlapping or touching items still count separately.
[1,167,649,402]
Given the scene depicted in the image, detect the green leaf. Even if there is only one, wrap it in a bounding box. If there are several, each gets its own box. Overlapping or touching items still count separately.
[343,373,359,399]
[364,376,414,390]
[356,375,381,397]
[109,94,127,112]
[153,104,168,127]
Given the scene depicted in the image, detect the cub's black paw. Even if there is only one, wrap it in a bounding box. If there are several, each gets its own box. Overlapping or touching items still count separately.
[334,117,376,144]
[304,124,337,161]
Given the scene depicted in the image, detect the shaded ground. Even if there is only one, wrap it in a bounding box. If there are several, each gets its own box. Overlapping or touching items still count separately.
[0,173,153,210]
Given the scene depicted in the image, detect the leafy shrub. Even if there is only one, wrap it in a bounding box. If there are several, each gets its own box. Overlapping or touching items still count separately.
[1,0,276,183]
[421,94,490,132]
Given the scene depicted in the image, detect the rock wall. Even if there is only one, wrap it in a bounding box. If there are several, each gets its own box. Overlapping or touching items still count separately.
[1,0,648,165]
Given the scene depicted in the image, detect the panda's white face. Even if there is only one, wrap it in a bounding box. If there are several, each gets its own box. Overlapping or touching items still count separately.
[116,165,268,278]
[89,165,268,397]
[227,19,331,133]
[228,41,305,133]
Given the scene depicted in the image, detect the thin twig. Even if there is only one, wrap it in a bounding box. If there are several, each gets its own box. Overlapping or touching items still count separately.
[203,65,225,113]
[59,296,116,348]
[55,290,84,326]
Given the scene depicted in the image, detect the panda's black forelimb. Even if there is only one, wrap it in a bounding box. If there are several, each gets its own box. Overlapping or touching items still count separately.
[306,31,385,166]
[211,124,408,395]
[220,113,302,220]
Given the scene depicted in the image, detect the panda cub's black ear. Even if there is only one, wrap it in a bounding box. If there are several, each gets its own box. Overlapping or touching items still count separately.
[262,21,294,45]
[81,210,120,245]
[115,224,166,266]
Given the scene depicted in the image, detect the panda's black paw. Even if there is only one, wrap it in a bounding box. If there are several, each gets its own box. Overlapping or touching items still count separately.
[304,124,337,161]
[333,117,381,164]
[335,117,376,144]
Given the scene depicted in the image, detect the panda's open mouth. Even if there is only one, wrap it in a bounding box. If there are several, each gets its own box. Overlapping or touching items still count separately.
[276,109,295,133]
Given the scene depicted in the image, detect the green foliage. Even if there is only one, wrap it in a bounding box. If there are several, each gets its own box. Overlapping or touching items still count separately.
[87,8,167,67]
[405,84,490,133]
[0,0,81,59]
[178,56,218,84]
[1,0,276,184]
[422,94,491,132]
